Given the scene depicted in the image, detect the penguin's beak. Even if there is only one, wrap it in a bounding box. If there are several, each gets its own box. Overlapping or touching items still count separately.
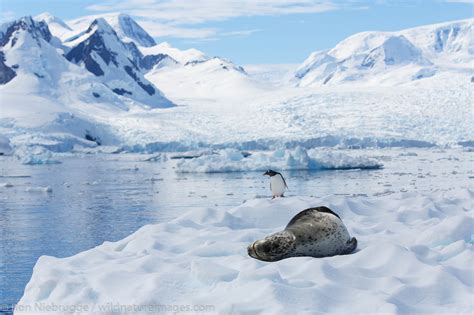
[263,171,269,176]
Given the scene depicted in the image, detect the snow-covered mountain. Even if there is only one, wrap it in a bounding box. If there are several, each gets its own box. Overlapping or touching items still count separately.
[34,12,256,101]
[0,16,141,147]
[67,13,155,47]
[7,14,173,109]
[136,39,259,101]
[0,13,258,151]
[64,18,172,108]
[34,12,72,39]
[145,55,260,100]
[296,19,474,86]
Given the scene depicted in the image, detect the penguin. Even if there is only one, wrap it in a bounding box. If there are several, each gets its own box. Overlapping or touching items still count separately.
[263,169,288,198]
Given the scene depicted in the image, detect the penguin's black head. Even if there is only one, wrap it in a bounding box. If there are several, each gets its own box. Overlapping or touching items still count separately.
[263,169,278,177]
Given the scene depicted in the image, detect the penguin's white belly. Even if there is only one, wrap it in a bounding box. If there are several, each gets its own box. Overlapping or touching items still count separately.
[270,175,286,196]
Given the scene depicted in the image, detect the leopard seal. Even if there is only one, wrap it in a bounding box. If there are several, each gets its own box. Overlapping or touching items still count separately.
[247,207,357,261]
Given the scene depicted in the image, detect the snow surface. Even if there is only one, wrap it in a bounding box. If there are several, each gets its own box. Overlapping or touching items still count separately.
[145,56,264,101]
[16,189,474,314]
[244,63,298,87]
[175,147,382,173]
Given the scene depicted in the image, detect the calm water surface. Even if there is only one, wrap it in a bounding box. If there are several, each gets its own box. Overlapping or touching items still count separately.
[0,148,472,313]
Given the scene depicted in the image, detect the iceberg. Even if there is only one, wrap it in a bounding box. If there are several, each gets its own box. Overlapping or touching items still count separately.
[175,147,383,173]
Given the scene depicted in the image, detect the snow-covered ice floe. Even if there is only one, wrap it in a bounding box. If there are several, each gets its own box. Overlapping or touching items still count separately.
[17,189,473,314]
[175,147,383,173]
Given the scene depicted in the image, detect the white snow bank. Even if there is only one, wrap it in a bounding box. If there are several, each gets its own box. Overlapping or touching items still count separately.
[17,189,473,314]
[175,147,383,173]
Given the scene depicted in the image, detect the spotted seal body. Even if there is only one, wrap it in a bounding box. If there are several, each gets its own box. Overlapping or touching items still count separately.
[247,207,357,261]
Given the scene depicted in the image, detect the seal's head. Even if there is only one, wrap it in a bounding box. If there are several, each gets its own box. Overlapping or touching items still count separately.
[247,231,296,262]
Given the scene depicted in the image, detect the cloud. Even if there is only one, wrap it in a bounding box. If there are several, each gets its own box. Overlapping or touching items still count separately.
[221,29,263,37]
[136,22,261,40]
[84,0,360,39]
[87,0,341,24]
[137,20,218,39]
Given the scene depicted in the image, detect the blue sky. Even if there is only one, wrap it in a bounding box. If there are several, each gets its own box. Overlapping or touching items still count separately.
[1,0,473,64]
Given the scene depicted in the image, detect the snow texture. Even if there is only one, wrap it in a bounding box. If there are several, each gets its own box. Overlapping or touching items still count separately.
[16,189,474,314]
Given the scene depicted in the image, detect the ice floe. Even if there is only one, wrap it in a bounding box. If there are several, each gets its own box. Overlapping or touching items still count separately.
[175,147,383,173]
[16,189,473,314]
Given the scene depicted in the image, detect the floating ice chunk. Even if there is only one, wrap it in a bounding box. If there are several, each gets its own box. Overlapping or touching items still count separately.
[175,147,383,173]
[25,186,52,193]
[0,182,13,188]
[14,146,61,165]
